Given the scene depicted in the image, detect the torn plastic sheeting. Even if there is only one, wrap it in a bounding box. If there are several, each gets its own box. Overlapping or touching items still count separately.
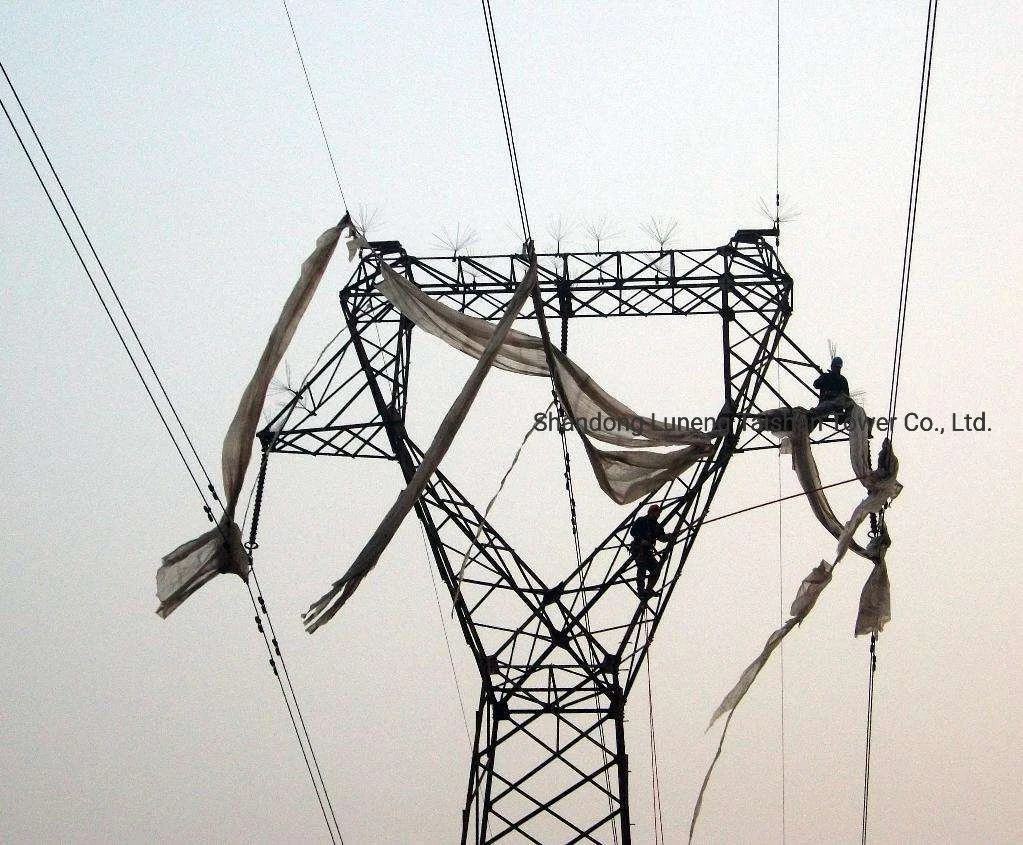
[156,221,345,618]
[690,558,834,842]
[375,262,718,449]
[302,260,540,633]
[691,402,903,841]
[581,437,713,505]
[374,261,719,504]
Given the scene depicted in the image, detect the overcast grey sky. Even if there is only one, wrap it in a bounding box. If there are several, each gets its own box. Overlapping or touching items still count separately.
[2,2,1021,843]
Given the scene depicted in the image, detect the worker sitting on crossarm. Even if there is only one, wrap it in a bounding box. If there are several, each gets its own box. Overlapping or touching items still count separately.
[630,504,670,600]
[812,356,852,422]
[814,356,850,402]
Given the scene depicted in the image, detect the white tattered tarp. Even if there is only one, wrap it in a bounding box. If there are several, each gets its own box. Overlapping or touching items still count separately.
[375,262,717,504]
[856,549,892,636]
[156,521,250,619]
[689,401,902,841]
[788,409,870,559]
[580,438,709,505]
[156,221,345,618]
[302,261,542,632]
[301,261,723,631]
[687,557,834,842]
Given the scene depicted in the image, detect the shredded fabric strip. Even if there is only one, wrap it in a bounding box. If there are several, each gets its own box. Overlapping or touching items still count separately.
[302,260,541,633]
[375,262,717,503]
[156,220,346,618]
[688,401,902,841]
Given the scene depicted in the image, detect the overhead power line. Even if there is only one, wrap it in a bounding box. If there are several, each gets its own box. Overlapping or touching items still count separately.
[281,0,350,211]
[1,59,218,515]
[865,5,939,844]
[481,0,532,244]
[886,0,939,431]
[1,58,344,844]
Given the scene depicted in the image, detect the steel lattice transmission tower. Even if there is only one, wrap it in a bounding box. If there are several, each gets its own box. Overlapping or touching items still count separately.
[259,229,834,844]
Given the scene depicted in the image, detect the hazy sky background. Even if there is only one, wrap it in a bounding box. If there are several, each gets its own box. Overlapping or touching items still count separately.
[2,2,1021,843]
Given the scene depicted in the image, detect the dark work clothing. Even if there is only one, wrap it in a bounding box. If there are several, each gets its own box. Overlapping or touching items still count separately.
[630,515,669,546]
[813,370,849,403]
[630,515,669,597]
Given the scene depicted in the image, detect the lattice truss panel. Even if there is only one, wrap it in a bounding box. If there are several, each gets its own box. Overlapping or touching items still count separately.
[464,698,626,845]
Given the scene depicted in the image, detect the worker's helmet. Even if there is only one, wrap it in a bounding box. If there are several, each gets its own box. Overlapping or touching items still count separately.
[648,504,661,515]
[832,356,843,368]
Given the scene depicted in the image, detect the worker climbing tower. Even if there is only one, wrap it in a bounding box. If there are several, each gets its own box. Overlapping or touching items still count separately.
[260,229,836,843]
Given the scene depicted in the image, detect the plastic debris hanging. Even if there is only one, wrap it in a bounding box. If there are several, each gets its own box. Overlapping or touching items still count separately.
[156,219,349,618]
[301,258,725,631]
[302,258,541,632]
[375,262,718,503]
[688,400,902,841]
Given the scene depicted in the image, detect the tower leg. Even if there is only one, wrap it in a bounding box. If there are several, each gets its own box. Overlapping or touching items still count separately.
[462,691,630,845]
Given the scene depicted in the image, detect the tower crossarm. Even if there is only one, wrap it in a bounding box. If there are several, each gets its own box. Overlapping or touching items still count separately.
[401,241,787,321]
[260,233,859,457]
